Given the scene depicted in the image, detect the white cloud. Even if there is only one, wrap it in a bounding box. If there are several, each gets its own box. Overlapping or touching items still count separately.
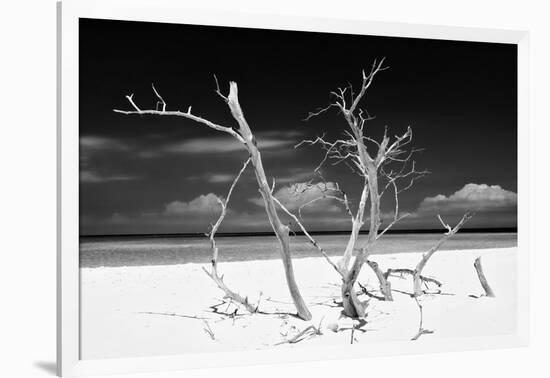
[250,181,342,213]
[110,212,131,224]
[163,131,303,154]
[275,168,315,184]
[80,170,138,183]
[207,174,237,183]
[164,193,222,215]
[417,183,517,214]
[80,136,129,151]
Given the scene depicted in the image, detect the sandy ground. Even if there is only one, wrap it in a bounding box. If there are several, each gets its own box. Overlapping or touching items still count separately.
[80,247,517,359]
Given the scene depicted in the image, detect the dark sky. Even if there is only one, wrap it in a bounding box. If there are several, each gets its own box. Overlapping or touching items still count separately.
[79,18,517,236]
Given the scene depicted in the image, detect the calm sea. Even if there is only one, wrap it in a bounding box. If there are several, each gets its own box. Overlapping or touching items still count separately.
[79,233,517,268]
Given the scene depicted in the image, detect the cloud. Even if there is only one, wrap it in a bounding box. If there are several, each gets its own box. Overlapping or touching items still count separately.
[417,183,517,214]
[80,135,133,169]
[164,193,222,215]
[275,168,315,185]
[207,174,237,183]
[162,131,303,154]
[250,181,342,213]
[80,136,129,151]
[80,170,138,183]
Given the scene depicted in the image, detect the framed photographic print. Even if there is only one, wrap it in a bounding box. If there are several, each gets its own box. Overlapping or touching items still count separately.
[58,0,529,376]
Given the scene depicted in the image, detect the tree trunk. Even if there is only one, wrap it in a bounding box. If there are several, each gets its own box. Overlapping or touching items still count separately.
[341,247,370,317]
[341,278,366,319]
[227,83,312,320]
[474,256,495,297]
[340,163,381,318]
[339,185,368,271]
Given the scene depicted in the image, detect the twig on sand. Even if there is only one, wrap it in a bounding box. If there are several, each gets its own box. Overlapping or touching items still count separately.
[358,282,386,301]
[275,325,322,345]
[203,320,216,340]
[136,311,213,321]
[207,300,299,320]
[385,268,443,292]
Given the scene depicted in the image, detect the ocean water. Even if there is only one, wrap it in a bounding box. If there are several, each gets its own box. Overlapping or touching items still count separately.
[80,233,517,268]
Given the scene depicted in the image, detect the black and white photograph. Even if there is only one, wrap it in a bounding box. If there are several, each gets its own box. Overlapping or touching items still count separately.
[78,18,518,359]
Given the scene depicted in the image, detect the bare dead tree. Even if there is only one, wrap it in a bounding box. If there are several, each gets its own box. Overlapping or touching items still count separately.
[473,256,495,298]
[284,59,474,320]
[292,58,428,317]
[114,81,312,321]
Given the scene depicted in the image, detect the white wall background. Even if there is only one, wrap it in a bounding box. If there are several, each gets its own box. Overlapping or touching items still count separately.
[0,0,548,377]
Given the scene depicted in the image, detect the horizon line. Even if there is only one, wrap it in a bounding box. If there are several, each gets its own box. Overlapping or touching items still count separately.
[80,227,518,238]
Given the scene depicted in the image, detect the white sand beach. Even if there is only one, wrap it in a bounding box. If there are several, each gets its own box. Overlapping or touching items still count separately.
[80,247,517,360]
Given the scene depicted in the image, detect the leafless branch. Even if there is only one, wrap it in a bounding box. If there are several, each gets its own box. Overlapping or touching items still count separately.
[125,93,141,112]
[304,103,339,121]
[213,74,229,102]
[114,87,245,143]
[151,83,166,111]
[272,196,343,277]
[437,214,452,235]
[411,296,433,341]
[412,212,473,296]
[365,259,393,300]
[203,320,216,340]
[275,325,322,345]
[201,158,258,313]
[385,268,442,288]
[349,58,388,114]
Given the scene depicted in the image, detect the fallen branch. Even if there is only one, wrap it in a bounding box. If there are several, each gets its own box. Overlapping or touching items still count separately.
[203,320,216,340]
[207,300,297,319]
[358,282,386,301]
[385,268,442,288]
[136,311,213,321]
[275,325,322,345]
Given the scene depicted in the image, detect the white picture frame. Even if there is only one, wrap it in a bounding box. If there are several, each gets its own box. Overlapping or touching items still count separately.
[57,0,529,376]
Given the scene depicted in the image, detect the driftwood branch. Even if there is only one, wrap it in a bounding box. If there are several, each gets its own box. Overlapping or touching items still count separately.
[151,83,166,112]
[275,325,322,345]
[272,196,343,276]
[411,296,433,341]
[202,158,258,313]
[203,320,216,340]
[385,268,443,288]
[412,212,473,296]
[358,282,386,301]
[474,256,495,297]
[114,78,312,321]
[113,86,244,143]
[365,259,393,301]
[136,311,213,321]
